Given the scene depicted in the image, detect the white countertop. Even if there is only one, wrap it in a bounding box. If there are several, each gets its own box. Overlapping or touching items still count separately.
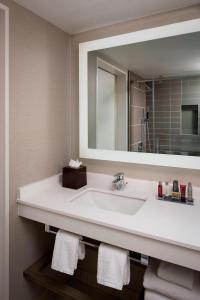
[17,172,200,253]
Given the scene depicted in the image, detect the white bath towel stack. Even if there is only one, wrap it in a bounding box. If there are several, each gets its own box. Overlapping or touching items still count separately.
[97,243,130,290]
[143,258,200,300]
[157,261,194,290]
[144,290,172,300]
[51,230,85,275]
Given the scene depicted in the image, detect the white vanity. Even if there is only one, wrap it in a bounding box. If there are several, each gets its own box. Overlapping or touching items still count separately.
[17,172,200,272]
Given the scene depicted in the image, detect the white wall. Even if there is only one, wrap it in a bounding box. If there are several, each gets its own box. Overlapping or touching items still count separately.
[88,52,97,148]
[88,52,128,150]
[115,74,128,151]
[96,68,115,149]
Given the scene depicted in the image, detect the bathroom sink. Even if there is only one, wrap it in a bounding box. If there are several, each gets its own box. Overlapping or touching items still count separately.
[70,189,145,215]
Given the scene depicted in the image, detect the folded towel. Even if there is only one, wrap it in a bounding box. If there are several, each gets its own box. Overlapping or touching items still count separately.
[157,261,194,290]
[145,289,172,300]
[51,230,85,275]
[143,259,200,300]
[97,243,130,290]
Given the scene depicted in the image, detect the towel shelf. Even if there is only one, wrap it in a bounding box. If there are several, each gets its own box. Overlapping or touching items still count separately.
[45,225,149,266]
[24,252,145,300]
[24,254,122,300]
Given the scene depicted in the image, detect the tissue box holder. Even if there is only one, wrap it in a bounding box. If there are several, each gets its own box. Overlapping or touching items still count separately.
[62,166,87,189]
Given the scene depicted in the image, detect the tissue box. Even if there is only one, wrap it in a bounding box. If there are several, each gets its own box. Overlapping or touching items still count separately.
[62,166,87,189]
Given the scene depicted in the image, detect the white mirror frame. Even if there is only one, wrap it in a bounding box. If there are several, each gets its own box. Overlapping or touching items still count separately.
[79,18,200,170]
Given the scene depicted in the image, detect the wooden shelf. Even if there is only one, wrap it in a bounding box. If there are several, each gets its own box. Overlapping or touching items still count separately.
[24,254,118,300]
[24,252,144,300]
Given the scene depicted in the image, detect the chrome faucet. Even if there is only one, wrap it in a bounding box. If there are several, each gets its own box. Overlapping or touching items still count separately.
[112,172,127,191]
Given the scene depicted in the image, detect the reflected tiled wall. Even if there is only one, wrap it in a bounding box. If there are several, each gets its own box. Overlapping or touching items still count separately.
[147,77,200,155]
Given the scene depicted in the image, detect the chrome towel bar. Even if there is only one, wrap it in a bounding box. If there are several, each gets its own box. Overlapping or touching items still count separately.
[45,224,149,266]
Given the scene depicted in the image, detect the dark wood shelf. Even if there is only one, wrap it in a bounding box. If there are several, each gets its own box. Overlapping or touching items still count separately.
[24,252,145,300]
[24,254,121,300]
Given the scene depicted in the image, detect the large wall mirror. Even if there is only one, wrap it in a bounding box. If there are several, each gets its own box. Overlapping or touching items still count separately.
[79,19,200,169]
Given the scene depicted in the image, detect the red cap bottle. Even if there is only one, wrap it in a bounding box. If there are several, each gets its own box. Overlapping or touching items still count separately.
[158,181,163,198]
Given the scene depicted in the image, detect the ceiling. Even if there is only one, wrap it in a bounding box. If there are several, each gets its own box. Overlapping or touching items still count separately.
[13,0,200,34]
[98,32,200,78]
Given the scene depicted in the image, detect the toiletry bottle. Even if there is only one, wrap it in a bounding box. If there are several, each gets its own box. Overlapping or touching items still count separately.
[158,181,163,198]
[180,184,186,202]
[165,182,170,198]
[187,182,193,202]
[172,180,181,199]
[172,180,179,192]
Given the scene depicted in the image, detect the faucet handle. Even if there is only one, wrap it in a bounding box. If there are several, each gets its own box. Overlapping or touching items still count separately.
[113,172,124,181]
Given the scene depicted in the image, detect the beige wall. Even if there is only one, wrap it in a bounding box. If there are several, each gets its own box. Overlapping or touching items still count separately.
[0,0,71,299]
[0,7,7,300]
[71,5,200,185]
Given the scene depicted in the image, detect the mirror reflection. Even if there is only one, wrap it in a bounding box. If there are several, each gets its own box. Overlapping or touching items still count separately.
[88,32,200,156]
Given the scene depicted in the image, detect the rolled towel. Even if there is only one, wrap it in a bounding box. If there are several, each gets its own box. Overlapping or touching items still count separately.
[157,261,194,290]
[143,258,200,300]
[145,289,172,300]
[51,230,85,275]
[97,243,130,290]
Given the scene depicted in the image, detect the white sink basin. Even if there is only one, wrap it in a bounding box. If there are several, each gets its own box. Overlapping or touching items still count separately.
[70,189,145,215]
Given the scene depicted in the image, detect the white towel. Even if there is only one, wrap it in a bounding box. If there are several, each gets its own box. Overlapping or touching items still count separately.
[157,261,194,290]
[143,259,200,300]
[51,230,85,275]
[97,243,130,290]
[145,290,172,300]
